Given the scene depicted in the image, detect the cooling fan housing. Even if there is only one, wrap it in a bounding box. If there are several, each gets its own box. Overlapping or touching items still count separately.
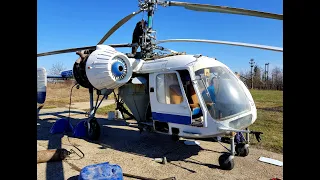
[84,45,133,90]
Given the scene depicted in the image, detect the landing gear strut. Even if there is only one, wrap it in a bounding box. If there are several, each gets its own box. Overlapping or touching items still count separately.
[234,128,250,157]
[85,88,110,140]
[218,136,235,170]
[218,129,263,170]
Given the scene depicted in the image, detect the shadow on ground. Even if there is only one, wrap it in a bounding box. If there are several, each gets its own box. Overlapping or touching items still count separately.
[37,109,226,179]
[37,110,86,180]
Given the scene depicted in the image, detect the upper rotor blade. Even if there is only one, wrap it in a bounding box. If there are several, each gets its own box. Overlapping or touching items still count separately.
[166,1,283,20]
[37,46,96,57]
[97,10,143,45]
[156,39,283,52]
[37,43,133,57]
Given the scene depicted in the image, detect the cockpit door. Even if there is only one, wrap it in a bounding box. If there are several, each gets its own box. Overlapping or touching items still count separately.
[149,71,192,125]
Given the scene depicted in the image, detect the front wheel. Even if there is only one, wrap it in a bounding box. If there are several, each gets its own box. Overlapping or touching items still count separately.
[87,118,100,140]
[235,143,249,157]
[218,153,234,170]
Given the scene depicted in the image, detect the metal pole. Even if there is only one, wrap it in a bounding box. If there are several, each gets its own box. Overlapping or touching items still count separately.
[249,59,255,89]
[264,63,266,82]
[266,63,269,87]
[266,63,269,81]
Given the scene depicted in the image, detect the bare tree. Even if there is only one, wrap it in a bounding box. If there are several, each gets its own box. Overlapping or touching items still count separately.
[238,65,283,90]
[272,66,283,90]
[49,62,66,75]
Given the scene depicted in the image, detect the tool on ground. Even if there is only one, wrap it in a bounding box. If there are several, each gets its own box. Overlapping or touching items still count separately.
[37,148,71,164]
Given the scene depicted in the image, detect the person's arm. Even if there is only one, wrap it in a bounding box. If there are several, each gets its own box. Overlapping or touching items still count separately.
[189,104,199,108]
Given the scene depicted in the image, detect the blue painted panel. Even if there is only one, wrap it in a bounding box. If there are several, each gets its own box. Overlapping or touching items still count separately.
[79,162,123,180]
[37,91,46,104]
[152,112,191,125]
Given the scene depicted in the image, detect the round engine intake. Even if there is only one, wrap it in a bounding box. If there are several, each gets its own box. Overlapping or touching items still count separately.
[85,45,133,90]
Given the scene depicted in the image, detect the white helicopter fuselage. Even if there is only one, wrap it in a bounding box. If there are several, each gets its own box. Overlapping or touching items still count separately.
[37,44,257,139]
[37,67,47,110]
[36,1,281,170]
[130,54,257,139]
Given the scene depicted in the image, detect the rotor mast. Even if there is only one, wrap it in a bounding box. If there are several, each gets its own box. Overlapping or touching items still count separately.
[147,1,154,29]
[140,0,157,58]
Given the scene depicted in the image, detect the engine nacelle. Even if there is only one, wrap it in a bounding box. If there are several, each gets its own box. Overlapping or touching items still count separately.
[75,45,132,90]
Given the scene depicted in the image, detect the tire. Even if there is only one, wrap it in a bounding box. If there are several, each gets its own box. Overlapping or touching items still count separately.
[218,153,234,170]
[235,143,249,157]
[87,118,100,140]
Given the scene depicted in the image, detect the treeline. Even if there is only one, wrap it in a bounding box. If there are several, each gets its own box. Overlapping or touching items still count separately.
[237,65,283,90]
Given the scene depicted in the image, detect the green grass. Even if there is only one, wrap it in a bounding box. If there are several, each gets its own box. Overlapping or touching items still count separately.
[88,103,132,119]
[249,89,283,153]
[95,104,117,115]
[250,89,283,108]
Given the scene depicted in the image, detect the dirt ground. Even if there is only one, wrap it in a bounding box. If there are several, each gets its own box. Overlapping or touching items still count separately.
[37,108,283,180]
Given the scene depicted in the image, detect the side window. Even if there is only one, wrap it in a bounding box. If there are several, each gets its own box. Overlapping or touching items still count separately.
[156,73,183,104]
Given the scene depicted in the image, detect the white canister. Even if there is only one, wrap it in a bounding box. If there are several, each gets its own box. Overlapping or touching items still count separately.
[108,111,115,120]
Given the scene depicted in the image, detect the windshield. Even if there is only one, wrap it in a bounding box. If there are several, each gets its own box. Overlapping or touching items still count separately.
[195,66,251,120]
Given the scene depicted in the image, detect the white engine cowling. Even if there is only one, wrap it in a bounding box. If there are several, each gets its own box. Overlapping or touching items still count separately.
[85,45,133,90]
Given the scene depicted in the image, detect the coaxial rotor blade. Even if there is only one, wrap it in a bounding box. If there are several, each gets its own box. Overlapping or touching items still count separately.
[156,39,283,52]
[162,1,282,20]
[37,46,96,57]
[97,10,143,45]
[37,43,133,57]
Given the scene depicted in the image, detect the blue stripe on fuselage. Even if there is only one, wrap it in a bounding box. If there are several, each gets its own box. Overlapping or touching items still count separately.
[37,91,46,104]
[152,112,191,125]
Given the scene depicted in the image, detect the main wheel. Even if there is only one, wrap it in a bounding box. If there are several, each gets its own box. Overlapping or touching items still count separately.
[218,153,234,170]
[235,143,249,157]
[87,118,100,140]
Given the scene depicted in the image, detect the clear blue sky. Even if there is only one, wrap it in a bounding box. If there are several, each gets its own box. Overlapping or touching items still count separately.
[37,0,283,74]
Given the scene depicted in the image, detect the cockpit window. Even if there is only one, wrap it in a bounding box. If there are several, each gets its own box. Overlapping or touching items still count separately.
[195,66,251,120]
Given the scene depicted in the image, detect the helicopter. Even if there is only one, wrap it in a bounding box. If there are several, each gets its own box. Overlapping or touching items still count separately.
[37,0,282,170]
[37,68,74,112]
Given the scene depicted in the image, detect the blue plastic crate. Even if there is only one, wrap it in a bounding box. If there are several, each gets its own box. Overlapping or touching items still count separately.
[79,162,123,180]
